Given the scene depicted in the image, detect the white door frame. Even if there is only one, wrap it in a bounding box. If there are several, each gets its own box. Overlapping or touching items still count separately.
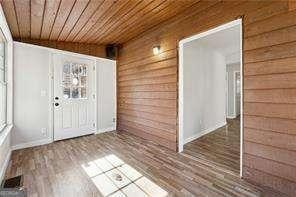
[178,19,243,177]
[233,71,241,117]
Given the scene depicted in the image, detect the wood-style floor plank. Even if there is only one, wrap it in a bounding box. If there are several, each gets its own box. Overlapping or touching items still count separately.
[5,130,282,196]
[183,117,240,175]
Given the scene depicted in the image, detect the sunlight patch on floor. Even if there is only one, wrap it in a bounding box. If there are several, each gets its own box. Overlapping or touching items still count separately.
[81,154,168,197]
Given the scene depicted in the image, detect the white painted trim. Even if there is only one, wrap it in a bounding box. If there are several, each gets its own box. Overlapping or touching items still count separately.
[184,121,226,144]
[178,42,184,152]
[178,19,243,177]
[49,52,54,143]
[114,61,117,131]
[94,60,98,133]
[233,71,240,117]
[11,138,53,151]
[0,126,12,183]
[0,125,12,182]
[226,73,228,118]
[227,115,237,119]
[179,19,241,46]
[239,20,243,178]
[0,125,12,146]
[96,127,116,134]
[0,147,11,183]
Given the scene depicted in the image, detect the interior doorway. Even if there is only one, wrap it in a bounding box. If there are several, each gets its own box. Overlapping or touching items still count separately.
[178,19,242,176]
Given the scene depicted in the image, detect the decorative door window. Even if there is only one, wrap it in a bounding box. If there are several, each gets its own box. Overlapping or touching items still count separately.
[62,62,88,99]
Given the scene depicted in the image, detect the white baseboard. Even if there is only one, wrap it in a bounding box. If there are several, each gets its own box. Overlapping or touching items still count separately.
[184,121,227,144]
[12,138,53,151]
[0,148,11,183]
[96,126,116,134]
[227,115,237,119]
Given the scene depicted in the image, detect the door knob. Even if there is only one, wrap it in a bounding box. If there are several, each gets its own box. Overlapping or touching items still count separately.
[55,103,59,106]
[55,97,59,100]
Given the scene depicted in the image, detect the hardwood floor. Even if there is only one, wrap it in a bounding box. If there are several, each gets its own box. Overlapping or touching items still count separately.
[183,117,241,175]
[5,131,282,197]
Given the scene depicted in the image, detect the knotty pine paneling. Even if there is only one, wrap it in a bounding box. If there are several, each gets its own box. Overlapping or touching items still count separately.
[117,0,296,195]
[16,39,106,58]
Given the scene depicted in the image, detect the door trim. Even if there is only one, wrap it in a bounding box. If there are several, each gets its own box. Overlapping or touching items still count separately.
[50,52,98,141]
[178,19,243,177]
[233,71,241,117]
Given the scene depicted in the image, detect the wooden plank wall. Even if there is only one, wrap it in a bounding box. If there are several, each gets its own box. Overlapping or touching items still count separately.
[15,38,106,58]
[117,0,296,195]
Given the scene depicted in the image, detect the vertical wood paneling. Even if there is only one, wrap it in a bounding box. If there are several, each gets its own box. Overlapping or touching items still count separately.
[117,1,296,195]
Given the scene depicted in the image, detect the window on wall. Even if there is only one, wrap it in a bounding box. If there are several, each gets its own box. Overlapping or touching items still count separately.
[0,29,7,132]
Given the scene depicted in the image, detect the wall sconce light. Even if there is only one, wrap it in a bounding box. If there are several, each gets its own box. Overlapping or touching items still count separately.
[153,46,160,55]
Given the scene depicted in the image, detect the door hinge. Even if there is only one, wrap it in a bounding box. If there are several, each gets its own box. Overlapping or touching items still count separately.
[93,123,96,127]
[93,94,96,99]
[93,66,95,71]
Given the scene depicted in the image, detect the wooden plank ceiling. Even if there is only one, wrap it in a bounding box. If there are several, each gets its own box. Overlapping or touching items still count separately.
[1,0,199,45]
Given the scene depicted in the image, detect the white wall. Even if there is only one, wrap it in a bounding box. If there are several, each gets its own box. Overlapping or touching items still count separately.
[12,44,52,148]
[226,51,240,65]
[12,42,116,149]
[97,59,116,132]
[0,4,13,182]
[226,63,240,118]
[183,43,226,143]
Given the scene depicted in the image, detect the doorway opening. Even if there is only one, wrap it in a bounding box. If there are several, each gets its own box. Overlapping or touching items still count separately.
[178,19,242,176]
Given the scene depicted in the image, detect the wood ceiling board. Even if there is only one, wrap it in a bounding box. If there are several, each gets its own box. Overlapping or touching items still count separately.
[69,0,116,42]
[63,0,104,42]
[111,0,175,43]
[30,0,45,39]
[1,0,20,37]
[49,0,76,40]
[14,0,30,38]
[84,0,141,43]
[40,0,61,39]
[77,0,132,43]
[57,0,89,41]
[115,0,197,43]
[90,0,154,44]
[100,0,165,44]
[2,0,201,44]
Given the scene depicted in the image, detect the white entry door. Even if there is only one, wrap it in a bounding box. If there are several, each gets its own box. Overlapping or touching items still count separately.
[53,53,96,141]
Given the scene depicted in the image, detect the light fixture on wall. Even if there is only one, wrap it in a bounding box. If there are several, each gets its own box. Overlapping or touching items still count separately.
[153,46,160,55]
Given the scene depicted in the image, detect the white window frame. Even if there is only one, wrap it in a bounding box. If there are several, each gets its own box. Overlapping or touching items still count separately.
[0,30,7,132]
[0,4,14,136]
